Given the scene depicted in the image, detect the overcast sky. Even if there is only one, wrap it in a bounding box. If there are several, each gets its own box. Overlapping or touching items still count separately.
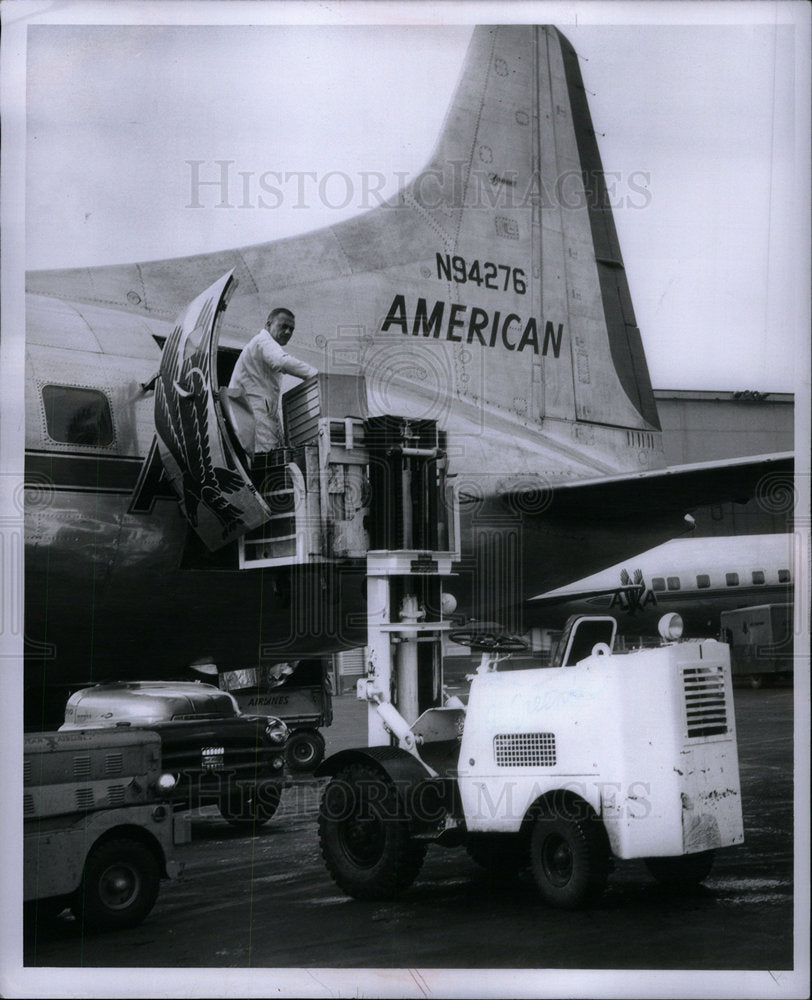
[16,3,811,394]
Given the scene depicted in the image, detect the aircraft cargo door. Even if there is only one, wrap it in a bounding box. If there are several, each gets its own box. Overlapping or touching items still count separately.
[154,270,271,551]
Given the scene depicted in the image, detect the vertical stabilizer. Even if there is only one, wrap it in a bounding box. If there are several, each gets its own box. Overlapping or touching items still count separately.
[400,24,660,434]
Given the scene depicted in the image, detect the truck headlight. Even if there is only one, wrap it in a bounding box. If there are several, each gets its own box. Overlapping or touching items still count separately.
[157,772,179,796]
[264,717,289,745]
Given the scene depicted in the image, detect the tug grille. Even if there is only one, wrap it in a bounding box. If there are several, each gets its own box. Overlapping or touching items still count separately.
[494,732,556,767]
[683,665,729,738]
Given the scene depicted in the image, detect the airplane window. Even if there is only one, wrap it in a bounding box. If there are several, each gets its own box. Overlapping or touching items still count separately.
[725,573,739,586]
[667,576,680,591]
[778,569,790,583]
[752,571,765,585]
[651,577,665,592]
[41,385,114,447]
[696,574,710,589]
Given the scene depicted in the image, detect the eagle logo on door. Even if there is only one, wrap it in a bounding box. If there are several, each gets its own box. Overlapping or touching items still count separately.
[154,270,270,550]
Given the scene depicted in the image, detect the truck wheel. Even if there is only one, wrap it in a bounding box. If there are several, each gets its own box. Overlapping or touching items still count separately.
[286,729,326,773]
[645,850,715,886]
[220,784,282,829]
[466,833,530,876]
[318,763,427,900]
[71,837,161,931]
[530,814,609,909]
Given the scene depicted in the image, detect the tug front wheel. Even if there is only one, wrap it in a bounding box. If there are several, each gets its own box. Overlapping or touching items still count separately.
[530,809,609,909]
[318,763,426,900]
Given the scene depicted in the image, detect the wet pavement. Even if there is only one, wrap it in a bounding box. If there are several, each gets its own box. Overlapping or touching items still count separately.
[21,686,797,980]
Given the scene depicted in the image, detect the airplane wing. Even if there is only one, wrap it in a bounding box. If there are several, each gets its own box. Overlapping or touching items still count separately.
[507,452,795,521]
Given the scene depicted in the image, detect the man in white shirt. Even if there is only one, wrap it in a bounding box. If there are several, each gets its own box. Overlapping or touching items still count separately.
[229,307,317,457]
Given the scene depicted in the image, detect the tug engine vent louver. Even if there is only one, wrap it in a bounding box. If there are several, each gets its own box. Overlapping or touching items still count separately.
[75,788,94,810]
[104,752,124,776]
[683,665,728,738]
[494,732,556,767]
[73,755,91,780]
[107,784,126,807]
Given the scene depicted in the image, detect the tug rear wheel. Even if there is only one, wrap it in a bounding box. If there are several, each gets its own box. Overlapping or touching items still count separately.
[645,850,715,886]
[318,763,426,900]
[530,810,609,909]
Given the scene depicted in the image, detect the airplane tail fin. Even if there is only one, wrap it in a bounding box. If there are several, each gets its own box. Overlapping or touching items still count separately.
[403,24,659,432]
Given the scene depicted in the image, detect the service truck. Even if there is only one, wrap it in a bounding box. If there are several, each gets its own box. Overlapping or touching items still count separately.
[24,729,190,931]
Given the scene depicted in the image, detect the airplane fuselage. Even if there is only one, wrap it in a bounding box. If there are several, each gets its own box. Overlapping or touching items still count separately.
[528,534,795,636]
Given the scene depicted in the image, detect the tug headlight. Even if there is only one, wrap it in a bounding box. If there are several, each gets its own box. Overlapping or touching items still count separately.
[658,613,684,641]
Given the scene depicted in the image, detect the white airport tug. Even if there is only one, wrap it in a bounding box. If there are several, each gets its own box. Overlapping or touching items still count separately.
[317,614,744,908]
[312,409,744,908]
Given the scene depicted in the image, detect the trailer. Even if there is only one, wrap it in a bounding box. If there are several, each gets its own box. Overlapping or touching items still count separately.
[720,603,793,688]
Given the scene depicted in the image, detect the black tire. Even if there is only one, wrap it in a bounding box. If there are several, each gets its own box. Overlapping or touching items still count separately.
[318,763,427,900]
[530,812,609,909]
[71,837,161,931]
[220,783,282,829]
[286,729,326,773]
[645,850,715,886]
[466,833,530,876]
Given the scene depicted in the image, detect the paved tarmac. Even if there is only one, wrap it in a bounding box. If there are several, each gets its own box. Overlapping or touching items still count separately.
[21,684,798,986]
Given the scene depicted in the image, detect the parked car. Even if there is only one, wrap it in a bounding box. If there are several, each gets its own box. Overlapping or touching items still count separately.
[60,681,289,829]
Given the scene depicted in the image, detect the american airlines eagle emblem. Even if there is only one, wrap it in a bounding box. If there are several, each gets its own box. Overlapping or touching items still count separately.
[154,271,270,550]
[612,568,657,615]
